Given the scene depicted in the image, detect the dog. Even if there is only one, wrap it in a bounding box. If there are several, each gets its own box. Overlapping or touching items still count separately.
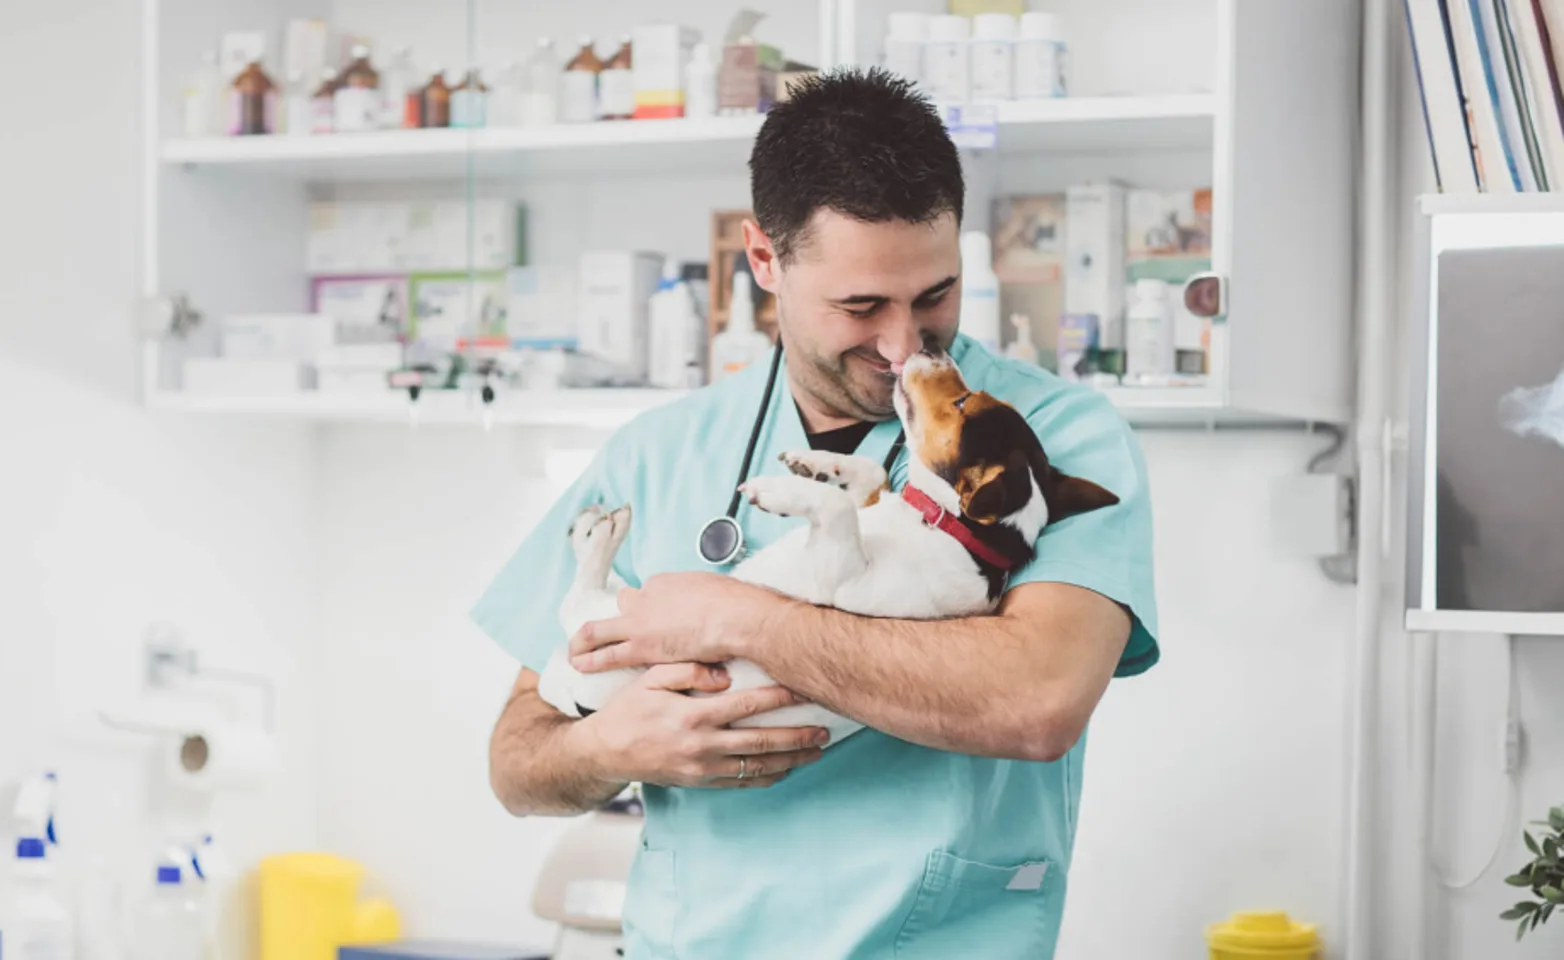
[538,348,1121,747]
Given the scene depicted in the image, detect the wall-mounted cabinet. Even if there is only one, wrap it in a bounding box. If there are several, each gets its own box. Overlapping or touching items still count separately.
[139,0,1358,431]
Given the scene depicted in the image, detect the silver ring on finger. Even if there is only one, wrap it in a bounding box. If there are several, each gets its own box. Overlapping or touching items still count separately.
[737,756,748,780]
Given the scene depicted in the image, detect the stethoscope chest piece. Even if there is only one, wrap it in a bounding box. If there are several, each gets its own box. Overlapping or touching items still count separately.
[697,515,746,566]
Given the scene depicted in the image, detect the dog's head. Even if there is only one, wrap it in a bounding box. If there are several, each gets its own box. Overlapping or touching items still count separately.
[894,349,1119,538]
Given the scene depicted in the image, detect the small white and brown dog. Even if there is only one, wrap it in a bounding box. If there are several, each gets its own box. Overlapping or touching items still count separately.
[539,349,1120,746]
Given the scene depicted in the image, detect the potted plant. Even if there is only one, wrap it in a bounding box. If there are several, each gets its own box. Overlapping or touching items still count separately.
[1502,806,1564,940]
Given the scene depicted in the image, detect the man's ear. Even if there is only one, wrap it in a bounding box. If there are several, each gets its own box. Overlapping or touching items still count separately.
[741,219,781,294]
[958,449,1031,524]
[1046,466,1120,524]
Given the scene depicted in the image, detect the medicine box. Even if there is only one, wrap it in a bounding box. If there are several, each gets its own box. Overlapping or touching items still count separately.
[632,24,700,115]
[1057,314,1099,382]
[992,193,1067,371]
[1064,182,1126,349]
[577,251,666,381]
[1125,188,1213,376]
[311,275,409,344]
[183,357,312,395]
[506,265,579,349]
[719,41,784,113]
[307,201,525,275]
[408,271,508,350]
[219,313,336,362]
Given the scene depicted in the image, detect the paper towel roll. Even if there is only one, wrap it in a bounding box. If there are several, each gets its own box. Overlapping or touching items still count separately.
[166,723,280,791]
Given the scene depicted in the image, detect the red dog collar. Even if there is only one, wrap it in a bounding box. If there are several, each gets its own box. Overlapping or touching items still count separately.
[900,485,1019,571]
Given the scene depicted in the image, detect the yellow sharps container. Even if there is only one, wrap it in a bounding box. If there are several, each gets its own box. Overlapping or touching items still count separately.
[258,852,400,960]
[1206,910,1321,960]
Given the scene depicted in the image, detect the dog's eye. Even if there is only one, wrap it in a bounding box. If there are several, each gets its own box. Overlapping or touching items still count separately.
[953,394,969,410]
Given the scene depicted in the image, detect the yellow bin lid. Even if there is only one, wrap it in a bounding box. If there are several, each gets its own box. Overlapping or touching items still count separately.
[1206,911,1319,951]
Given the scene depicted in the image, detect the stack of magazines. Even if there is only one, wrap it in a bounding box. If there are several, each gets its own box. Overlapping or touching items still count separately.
[1406,0,1564,192]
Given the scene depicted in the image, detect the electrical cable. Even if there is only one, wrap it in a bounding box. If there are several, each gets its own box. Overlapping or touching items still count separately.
[1430,634,1521,891]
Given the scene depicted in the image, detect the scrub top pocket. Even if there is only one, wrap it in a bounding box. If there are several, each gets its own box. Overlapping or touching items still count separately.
[893,850,1060,960]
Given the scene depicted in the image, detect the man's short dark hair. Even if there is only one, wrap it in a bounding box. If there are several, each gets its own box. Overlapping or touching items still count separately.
[749,67,965,263]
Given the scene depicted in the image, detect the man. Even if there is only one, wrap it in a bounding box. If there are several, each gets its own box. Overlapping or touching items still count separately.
[473,68,1159,959]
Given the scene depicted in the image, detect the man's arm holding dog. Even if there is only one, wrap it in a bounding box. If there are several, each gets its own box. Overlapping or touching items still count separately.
[568,575,1131,763]
[489,662,831,816]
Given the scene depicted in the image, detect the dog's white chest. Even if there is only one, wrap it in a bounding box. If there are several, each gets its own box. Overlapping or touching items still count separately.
[731,499,994,618]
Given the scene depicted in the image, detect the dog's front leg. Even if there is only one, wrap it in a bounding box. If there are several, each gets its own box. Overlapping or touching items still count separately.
[738,474,868,601]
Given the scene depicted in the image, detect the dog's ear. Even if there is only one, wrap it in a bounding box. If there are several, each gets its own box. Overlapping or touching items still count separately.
[958,448,1032,524]
[1044,466,1119,524]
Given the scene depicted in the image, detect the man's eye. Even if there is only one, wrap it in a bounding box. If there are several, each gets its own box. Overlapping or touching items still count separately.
[916,291,951,309]
[844,306,876,319]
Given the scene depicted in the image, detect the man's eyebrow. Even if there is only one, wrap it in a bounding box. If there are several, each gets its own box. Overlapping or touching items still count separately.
[831,276,959,306]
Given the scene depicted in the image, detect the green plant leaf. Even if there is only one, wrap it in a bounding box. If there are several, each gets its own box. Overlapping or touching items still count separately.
[1542,886,1564,904]
[1503,904,1537,920]
[1508,872,1534,886]
[1547,837,1559,861]
[1550,808,1564,831]
[1519,918,1531,941]
[1544,903,1556,923]
[1527,832,1541,856]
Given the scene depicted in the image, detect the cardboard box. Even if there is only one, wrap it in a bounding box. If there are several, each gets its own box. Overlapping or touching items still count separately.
[183,357,311,395]
[632,24,700,113]
[719,40,784,113]
[1125,187,1213,375]
[992,194,1066,371]
[1064,182,1127,349]
[409,271,508,350]
[307,201,524,275]
[311,275,408,343]
[219,313,336,361]
[506,265,579,349]
[577,251,667,381]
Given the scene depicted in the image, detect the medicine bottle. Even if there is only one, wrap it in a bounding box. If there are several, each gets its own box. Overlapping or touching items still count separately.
[520,39,561,126]
[229,60,277,136]
[310,67,338,134]
[970,13,1016,102]
[421,70,451,128]
[883,12,929,90]
[451,69,489,128]
[1014,12,1068,99]
[598,36,634,120]
[923,15,971,104]
[560,37,602,123]
[334,45,380,133]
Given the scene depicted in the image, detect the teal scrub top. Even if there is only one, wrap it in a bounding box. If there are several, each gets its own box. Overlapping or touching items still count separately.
[471,334,1160,959]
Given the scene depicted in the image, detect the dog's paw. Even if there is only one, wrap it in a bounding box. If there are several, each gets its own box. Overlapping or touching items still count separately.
[571,503,632,561]
[782,450,857,487]
[739,475,824,518]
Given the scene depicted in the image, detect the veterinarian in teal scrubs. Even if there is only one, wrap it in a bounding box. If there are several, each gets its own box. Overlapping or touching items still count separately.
[474,69,1158,960]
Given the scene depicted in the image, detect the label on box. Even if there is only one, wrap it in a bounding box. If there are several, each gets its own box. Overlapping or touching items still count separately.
[942,104,998,150]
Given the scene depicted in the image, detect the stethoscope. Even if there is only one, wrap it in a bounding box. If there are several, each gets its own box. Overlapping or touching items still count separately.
[697,345,906,566]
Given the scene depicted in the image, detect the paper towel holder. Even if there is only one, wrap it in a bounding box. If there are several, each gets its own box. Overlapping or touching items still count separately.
[97,622,277,737]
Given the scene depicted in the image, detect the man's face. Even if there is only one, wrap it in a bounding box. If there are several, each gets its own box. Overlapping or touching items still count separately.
[749,208,962,423]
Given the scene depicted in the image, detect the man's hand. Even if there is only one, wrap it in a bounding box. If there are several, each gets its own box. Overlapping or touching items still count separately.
[577,662,829,788]
[569,572,783,673]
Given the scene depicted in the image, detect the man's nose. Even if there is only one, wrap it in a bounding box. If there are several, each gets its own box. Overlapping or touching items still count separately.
[876,317,925,368]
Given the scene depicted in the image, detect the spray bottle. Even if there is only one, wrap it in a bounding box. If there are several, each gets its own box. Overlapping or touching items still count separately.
[1,771,75,960]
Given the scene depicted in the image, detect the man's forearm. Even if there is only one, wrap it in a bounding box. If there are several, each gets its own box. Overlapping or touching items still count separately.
[489,676,626,817]
[742,585,1128,761]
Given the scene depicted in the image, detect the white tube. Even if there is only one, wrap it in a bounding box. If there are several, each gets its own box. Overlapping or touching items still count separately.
[1339,0,1395,954]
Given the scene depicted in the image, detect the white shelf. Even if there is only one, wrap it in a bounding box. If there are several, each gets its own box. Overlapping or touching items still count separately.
[141,377,1301,430]
[157,96,1216,182]
[1405,609,1564,637]
[1418,192,1564,216]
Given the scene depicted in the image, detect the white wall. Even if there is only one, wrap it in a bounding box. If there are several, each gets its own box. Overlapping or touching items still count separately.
[0,2,322,955]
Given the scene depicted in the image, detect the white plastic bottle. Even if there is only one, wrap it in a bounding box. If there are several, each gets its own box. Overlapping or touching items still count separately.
[684,43,718,119]
[923,15,971,103]
[130,863,204,960]
[380,46,418,129]
[520,39,561,126]
[647,263,697,389]
[1004,312,1038,364]
[970,13,1016,102]
[0,837,75,960]
[1125,278,1176,381]
[710,267,771,379]
[1014,12,1068,99]
[182,51,222,137]
[883,12,929,89]
[959,232,1001,354]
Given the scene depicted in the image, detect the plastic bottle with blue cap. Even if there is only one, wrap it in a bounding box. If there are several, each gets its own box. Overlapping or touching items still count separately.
[129,858,204,960]
[0,771,74,960]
